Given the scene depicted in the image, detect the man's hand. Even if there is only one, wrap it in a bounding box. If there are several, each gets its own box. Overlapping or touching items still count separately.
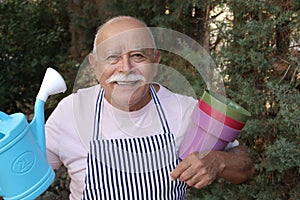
[170,146,255,189]
[170,152,225,189]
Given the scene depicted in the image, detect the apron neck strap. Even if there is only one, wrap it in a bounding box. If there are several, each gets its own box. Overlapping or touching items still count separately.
[93,87,104,139]
[149,84,171,134]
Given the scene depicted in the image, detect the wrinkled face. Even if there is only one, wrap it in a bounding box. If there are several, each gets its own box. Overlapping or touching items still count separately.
[89,21,160,111]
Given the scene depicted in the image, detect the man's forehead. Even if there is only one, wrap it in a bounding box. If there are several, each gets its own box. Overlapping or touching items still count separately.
[96,27,155,53]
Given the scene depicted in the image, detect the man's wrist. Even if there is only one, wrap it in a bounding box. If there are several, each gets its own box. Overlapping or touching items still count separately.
[215,151,226,177]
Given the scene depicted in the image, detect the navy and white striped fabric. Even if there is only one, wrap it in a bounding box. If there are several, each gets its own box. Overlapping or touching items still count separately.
[82,84,187,199]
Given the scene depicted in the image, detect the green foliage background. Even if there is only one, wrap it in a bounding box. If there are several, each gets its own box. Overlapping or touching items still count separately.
[0,0,299,199]
[0,0,71,115]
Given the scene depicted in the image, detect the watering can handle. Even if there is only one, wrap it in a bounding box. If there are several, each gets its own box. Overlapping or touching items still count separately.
[0,111,10,121]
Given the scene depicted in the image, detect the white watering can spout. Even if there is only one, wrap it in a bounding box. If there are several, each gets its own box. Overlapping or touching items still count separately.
[36,67,67,102]
[30,68,67,155]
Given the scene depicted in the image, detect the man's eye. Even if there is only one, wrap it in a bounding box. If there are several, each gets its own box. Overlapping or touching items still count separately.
[133,53,144,58]
[130,53,147,62]
[106,55,119,63]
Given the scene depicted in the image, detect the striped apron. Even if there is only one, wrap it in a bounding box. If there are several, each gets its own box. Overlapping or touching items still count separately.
[82,85,187,199]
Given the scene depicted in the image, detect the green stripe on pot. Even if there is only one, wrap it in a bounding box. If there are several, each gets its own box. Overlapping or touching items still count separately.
[201,90,251,123]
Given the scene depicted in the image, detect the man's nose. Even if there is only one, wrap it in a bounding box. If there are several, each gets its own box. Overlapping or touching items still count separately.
[119,54,132,72]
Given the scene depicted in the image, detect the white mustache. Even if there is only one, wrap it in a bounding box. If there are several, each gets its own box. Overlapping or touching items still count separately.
[106,74,145,84]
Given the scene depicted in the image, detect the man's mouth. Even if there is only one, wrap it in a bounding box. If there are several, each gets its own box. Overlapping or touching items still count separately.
[115,81,139,85]
[114,80,146,90]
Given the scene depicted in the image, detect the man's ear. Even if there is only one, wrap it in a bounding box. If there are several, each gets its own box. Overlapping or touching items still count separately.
[89,53,97,67]
[154,50,161,64]
[89,53,101,82]
[152,50,161,77]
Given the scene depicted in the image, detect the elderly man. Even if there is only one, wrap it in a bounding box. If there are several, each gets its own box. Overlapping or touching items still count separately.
[46,16,254,199]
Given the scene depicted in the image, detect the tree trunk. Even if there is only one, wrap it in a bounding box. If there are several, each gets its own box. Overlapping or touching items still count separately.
[67,0,106,62]
[193,4,211,52]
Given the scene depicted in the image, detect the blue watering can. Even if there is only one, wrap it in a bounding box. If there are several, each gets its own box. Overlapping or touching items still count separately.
[0,68,67,200]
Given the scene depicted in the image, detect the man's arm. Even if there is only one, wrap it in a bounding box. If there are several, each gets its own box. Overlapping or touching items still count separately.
[170,145,255,189]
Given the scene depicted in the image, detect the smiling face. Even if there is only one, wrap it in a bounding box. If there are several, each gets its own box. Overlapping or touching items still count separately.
[89,17,161,111]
